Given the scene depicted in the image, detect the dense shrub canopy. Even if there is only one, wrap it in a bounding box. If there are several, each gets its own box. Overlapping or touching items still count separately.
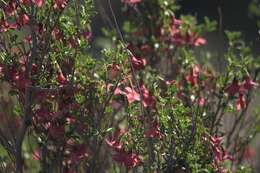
[0,0,260,172]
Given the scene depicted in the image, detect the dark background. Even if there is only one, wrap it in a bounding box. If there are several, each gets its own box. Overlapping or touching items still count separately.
[92,0,260,54]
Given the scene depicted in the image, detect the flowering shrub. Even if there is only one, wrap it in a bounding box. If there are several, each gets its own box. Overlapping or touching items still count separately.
[0,0,259,172]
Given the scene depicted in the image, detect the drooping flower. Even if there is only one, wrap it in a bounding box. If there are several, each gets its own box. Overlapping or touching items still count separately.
[52,27,64,41]
[0,19,10,32]
[66,144,88,165]
[124,87,141,104]
[32,148,42,160]
[0,64,4,76]
[197,97,206,107]
[81,31,92,41]
[169,18,207,47]
[225,79,240,96]
[56,72,67,85]
[236,94,246,111]
[112,150,141,169]
[242,76,258,90]
[185,64,201,86]
[130,56,147,70]
[210,135,233,171]
[105,128,126,151]
[108,63,120,79]
[140,83,156,108]
[48,125,65,138]
[194,37,207,46]
[4,0,17,16]
[242,146,256,160]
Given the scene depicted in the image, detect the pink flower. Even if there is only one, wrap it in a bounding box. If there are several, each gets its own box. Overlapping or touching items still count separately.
[210,135,232,170]
[185,65,201,86]
[32,148,41,160]
[194,37,207,46]
[32,0,44,7]
[124,87,141,104]
[169,18,207,47]
[172,17,182,26]
[197,97,206,107]
[131,56,147,70]
[112,150,141,169]
[18,13,29,26]
[0,64,4,75]
[122,0,142,4]
[243,76,258,90]
[236,94,246,111]
[106,138,122,151]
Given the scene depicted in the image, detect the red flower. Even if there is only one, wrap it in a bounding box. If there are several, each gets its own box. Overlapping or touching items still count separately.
[242,146,256,160]
[48,126,65,138]
[108,63,120,79]
[112,150,141,169]
[169,18,207,47]
[4,0,17,16]
[56,72,67,85]
[52,27,64,41]
[81,31,92,41]
[0,18,17,32]
[140,83,156,108]
[210,135,233,168]
[105,128,126,151]
[185,65,200,86]
[144,121,162,138]
[0,18,10,32]
[66,144,88,165]
[35,108,53,123]
[225,79,240,96]
[131,56,147,70]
